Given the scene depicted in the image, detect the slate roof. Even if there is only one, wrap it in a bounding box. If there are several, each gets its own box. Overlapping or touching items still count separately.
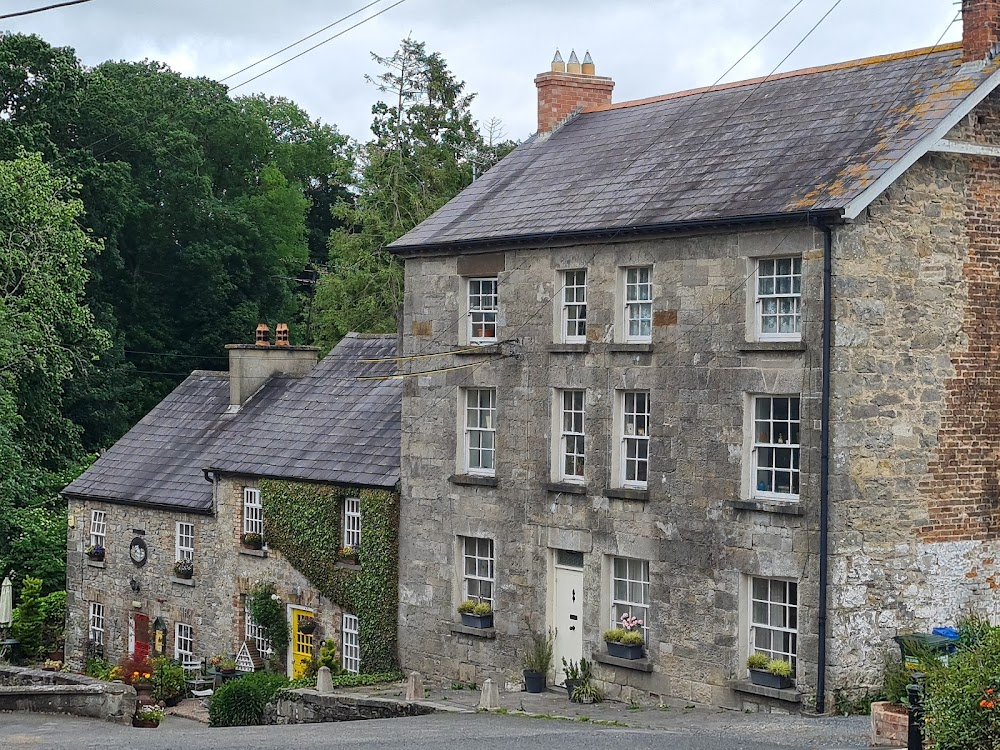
[391,44,1000,253]
[203,334,401,488]
[62,334,401,512]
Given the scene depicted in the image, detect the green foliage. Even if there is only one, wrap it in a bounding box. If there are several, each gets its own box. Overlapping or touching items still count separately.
[604,628,627,643]
[260,480,399,673]
[208,671,288,727]
[619,631,645,647]
[571,682,604,703]
[458,599,491,616]
[562,657,592,683]
[746,653,769,670]
[10,577,46,660]
[833,688,879,716]
[38,590,66,652]
[923,625,1000,750]
[881,653,913,706]
[766,659,793,678]
[150,657,186,701]
[247,581,289,653]
[457,600,476,614]
[523,630,554,673]
[958,613,993,650]
[316,638,343,674]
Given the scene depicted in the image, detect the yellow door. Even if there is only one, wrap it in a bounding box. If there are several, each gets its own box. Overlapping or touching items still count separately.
[290,608,314,679]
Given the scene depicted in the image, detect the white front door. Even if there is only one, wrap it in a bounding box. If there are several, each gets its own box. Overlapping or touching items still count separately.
[551,551,584,685]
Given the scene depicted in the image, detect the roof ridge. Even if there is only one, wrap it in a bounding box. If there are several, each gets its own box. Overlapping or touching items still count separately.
[585,42,963,114]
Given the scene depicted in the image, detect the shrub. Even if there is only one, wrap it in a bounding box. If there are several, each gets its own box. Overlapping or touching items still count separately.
[881,654,912,705]
[619,631,644,647]
[118,653,153,684]
[38,590,66,654]
[457,600,476,614]
[472,601,492,616]
[10,577,45,661]
[247,581,289,652]
[923,626,1000,750]
[571,682,604,703]
[150,657,186,701]
[603,628,627,643]
[209,671,288,727]
[523,629,554,673]
[747,652,769,670]
[316,639,344,674]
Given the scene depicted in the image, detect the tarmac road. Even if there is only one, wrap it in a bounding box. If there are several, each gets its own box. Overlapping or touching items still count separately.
[0,710,871,750]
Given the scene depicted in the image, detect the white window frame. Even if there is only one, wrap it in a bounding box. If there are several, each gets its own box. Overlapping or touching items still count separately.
[174,622,194,661]
[245,608,273,658]
[343,497,361,550]
[175,521,194,562]
[557,389,586,483]
[467,277,498,344]
[462,388,496,476]
[748,576,798,672]
[561,269,587,343]
[751,395,801,500]
[461,536,495,607]
[616,390,650,488]
[611,557,650,643]
[89,510,106,549]
[88,602,105,646]
[243,487,263,536]
[342,613,360,674]
[754,256,802,341]
[623,266,652,343]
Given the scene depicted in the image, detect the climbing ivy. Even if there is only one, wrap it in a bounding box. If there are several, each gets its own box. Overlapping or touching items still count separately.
[260,480,399,673]
[247,580,290,653]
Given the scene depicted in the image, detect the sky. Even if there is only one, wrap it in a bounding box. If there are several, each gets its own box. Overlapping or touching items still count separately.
[2,0,964,143]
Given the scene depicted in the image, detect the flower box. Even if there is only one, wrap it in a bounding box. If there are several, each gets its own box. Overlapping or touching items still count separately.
[299,618,317,635]
[606,641,644,660]
[460,612,494,629]
[132,718,160,728]
[748,668,793,690]
[86,549,105,562]
[241,533,263,550]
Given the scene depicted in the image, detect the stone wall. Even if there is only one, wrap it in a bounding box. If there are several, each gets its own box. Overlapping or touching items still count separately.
[0,666,135,723]
[265,690,434,724]
[65,474,345,673]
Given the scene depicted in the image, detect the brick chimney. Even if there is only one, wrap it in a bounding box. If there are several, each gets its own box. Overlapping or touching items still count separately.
[534,49,614,135]
[226,323,318,409]
[963,0,1000,62]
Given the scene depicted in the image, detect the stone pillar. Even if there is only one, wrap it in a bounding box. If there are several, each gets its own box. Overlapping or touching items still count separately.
[316,666,333,694]
[405,671,424,702]
[478,678,500,710]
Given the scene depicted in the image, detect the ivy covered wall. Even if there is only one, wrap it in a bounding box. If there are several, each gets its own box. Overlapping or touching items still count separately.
[260,480,399,673]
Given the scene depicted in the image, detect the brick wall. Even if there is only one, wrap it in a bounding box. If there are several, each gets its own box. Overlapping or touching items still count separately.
[963,0,1000,62]
[534,72,614,134]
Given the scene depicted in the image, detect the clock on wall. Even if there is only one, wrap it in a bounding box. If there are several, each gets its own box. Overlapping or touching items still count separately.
[129,537,147,567]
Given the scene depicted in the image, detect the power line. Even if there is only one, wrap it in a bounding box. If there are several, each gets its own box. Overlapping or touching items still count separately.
[0,0,92,20]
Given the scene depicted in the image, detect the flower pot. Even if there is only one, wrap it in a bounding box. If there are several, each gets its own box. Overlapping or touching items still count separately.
[578,693,595,705]
[134,683,154,704]
[523,670,546,694]
[86,551,105,562]
[132,718,160,728]
[47,649,64,662]
[564,679,580,700]
[220,668,235,675]
[606,641,644,660]
[242,536,263,550]
[748,668,793,690]
[460,613,494,629]
[174,567,193,579]
[299,619,317,635]
[870,701,909,747]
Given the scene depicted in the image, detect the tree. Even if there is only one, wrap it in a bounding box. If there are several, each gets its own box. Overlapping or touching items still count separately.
[312,38,515,348]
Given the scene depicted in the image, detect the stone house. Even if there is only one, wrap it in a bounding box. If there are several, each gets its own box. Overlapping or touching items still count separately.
[389,1,1000,713]
[61,331,400,679]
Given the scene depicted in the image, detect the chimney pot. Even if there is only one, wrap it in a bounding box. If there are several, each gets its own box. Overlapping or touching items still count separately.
[255,323,270,347]
[551,49,565,73]
[567,49,582,74]
[963,0,1000,62]
[275,323,290,347]
[582,51,595,76]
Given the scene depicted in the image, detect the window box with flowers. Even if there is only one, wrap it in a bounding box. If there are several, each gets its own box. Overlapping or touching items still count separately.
[241,532,263,550]
[746,652,794,689]
[85,544,105,562]
[604,614,645,660]
[337,546,360,566]
[457,600,493,629]
[173,560,194,579]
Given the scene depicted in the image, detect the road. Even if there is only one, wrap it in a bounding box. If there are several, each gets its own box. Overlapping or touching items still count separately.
[0,711,870,750]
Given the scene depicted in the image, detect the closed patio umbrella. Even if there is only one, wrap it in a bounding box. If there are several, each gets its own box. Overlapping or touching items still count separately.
[0,573,13,627]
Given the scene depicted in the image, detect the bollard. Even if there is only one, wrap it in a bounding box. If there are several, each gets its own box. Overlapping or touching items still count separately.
[907,672,924,750]
[316,666,333,694]
[405,671,424,702]
[478,677,500,710]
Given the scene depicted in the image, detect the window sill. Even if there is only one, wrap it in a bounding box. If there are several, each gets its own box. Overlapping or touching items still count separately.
[449,474,498,488]
[335,561,362,571]
[85,560,105,569]
[607,343,653,353]
[739,341,806,352]
[449,624,496,639]
[239,547,268,558]
[170,577,195,587]
[729,679,801,703]
[593,653,653,672]
[546,343,590,354]
[545,482,587,495]
[453,344,501,357]
[603,487,649,502]
[731,499,803,516]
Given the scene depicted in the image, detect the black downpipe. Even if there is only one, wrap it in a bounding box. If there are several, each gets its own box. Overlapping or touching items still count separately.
[814,218,833,713]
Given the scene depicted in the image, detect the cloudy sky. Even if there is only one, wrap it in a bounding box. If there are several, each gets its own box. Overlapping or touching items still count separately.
[3,0,963,142]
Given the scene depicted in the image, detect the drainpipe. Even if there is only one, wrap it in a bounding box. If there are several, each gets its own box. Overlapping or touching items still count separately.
[813,217,833,714]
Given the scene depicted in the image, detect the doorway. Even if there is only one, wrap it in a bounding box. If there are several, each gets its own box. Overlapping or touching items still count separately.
[128,612,150,660]
[551,549,584,685]
[288,606,315,679]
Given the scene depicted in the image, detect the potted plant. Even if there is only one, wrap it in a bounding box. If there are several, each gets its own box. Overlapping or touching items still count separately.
[338,546,360,565]
[42,659,62,672]
[458,600,494,629]
[571,681,604,705]
[219,656,237,675]
[132,703,164,728]
[561,657,592,700]
[151,657,186,707]
[241,532,263,550]
[604,613,645,659]
[522,629,554,694]
[747,654,794,689]
[85,544,105,562]
[299,616,317,635]
[173,560,194,579]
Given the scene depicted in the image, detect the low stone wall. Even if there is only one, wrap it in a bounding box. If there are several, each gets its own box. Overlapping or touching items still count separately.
[0,666,136,724]
[265,690,435,725]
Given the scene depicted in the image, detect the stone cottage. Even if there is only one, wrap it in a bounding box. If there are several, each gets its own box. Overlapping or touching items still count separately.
[62,331,400,679]
[388,0,1000,713]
